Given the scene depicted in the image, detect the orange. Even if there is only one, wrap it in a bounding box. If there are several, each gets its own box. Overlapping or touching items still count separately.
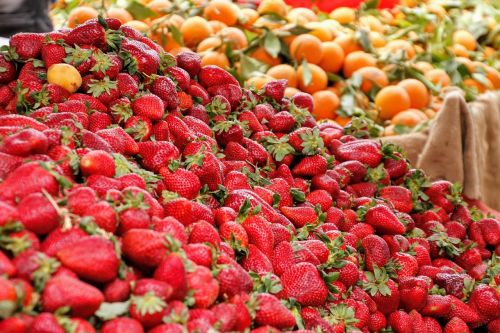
[455,57,476,74]
[375,86,411,120]
[413,61,433,73]
[369,32,386,48]
[391,109,428,126]
[384,124,396,136]
[250,47,281,67]
[47,64,82,93]
[453,30,476,51]
[246,75,274,90]
[305,22,333,42]
[107,8,133,24]
[330,7,356,24]
[68,6,99,28]
[312,90,340,120]
[208,20,227,34]
[343,51,377,78]
[451,44,469,58]
[197,37,223,52]
[123,20,150,32]
[334,34,362,55]
[297,63,328,94]
[167,14,185,29]
[289,34,324,65]
[240,8,259,29]
[359,15,384,33]
[425,69,451,87]
[257,0,288,17]
[424,109,437,119]
[327,82,344,97]
[200,51,230,68]
[287,8,318,25]
[146,0,172,18]
[180,16,212,47]
[385,40,415,60]
[354,67,388,93]
[318,42,344,73]
[483,46,496,59]
[267,64,298,88]
[253,17,283,30]
[463,78,493,93]
[203,0,239,26]
[169,47,192,56]
[217,27,248,50]
[335,116,352,127]
[485,66,500,89]
[285,87,300,98]
[398,79,430,109]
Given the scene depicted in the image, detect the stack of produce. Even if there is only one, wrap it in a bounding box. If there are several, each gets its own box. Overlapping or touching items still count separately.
[51,0,500,136]
[0,17,499,333]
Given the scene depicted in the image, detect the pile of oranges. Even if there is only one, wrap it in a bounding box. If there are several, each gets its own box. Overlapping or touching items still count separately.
[52,0,500,137]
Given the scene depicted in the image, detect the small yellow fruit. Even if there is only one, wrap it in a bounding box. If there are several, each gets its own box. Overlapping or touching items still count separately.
[47,64,82,93]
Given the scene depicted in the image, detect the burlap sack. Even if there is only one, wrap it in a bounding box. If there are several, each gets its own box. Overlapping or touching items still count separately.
[383,90,500,210]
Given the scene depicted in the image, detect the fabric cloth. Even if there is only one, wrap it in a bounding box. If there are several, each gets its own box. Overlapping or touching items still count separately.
[0,0,53,37]
[383,90,500,210]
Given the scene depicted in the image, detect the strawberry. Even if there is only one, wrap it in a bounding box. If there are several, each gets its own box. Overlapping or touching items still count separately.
[69,93,108,112]
[66,18,120,50]
[86,176,122,197]
[361,235,390,271]
[101,318,144,333]
[478,218,500,246]
[364,204,406,235]
[42,274,104,318]
[124,116,153,142]
[263,79,287,101]
[254,293,296,329]
[198,65,239,88]
[0,277,17,318]
[468,284,500,319]
[388,310,412,333]
[0,128,49,157]
[445,295,480,323]
[154,253,188,301]
[9,33,44,59]
[160,166,201,200]
[268,111,295,133]
[121,39,160,75]
[363,267,400,315]
[187,265,219,308]
[87,77,120,105]
[88,111,112,132]
[115,72,139,98]
[150,76,178,109]
[41,227,87,257]
[241,215,275,259]
[188,83,210,106]
[18,192,60,235]
[27,313,65,333]
[334,140,383,168]
[241,244,273,274]
[176,51,201,77]
[292,92,314,113]
[96,127,139,155]
[444,317,470,333]
[41,42,67,69]
[165,66,190,90]
[281,262,328,306]
[129,285,169,328]
[379,186,413,213]
[425,181,461,213]
[398,276,428,311]
[132,93,165,121]
[281,206,318,228]
[137,141,180,172]
[292,154,328,177]
[91,51,122,79]
[122,229,168,267]
[0,55,16,84]
[79,150,115,177]
[56,236,119,283]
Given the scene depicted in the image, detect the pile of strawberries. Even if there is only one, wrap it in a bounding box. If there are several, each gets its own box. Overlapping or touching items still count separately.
[0,17,499,333]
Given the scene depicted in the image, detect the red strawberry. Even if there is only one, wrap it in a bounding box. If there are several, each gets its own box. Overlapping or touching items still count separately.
[18,192,60,235]
[241,215,275,259]
[129,282,169,329]
[334,140,383,168]
[468,284,500,318]
[0,128,49,157]
[268,111,295,133]
[364,204,406,235]
[281,206,318,228]
[241,244,273,274]
[137,141,180,172]
[96,126,139,155]
[122,229,168,267]
[91,51,122,79]
[425,180,461,213]
[263,79,287,101]
[41,227,87,257]
[445,295,480,323]
[444,317,470,333]
[150,75,178,108]
[121,38,160,75]
[124,116,153,142]
[160,166,201,200]
[165,66,190,90]
[176,51,201,77]
[388,310,412,333]
[187,265,219,308]
[154,253,188,301]
[281,262,328,306]
[0,55,17,84]
[88,111,112,132]
[79,150,115,177]
[292,154,328,177]
[27,313,65,333]
[10,33,44,59]
[116,72,139,98]
[478,218,500,246]
[198,65,239,88]
[361,235,390,271]
[101,318,144,333]
[132,93,165,120]
[292,92,314,113]
[41,42,67,69]
[379,186,413,213]
[56,236,119,283]
[42,275,104,318]
[254,293,296,329]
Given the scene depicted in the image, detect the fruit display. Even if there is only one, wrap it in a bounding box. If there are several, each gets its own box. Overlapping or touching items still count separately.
[50,0,500,136]
[1,15,500,333]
